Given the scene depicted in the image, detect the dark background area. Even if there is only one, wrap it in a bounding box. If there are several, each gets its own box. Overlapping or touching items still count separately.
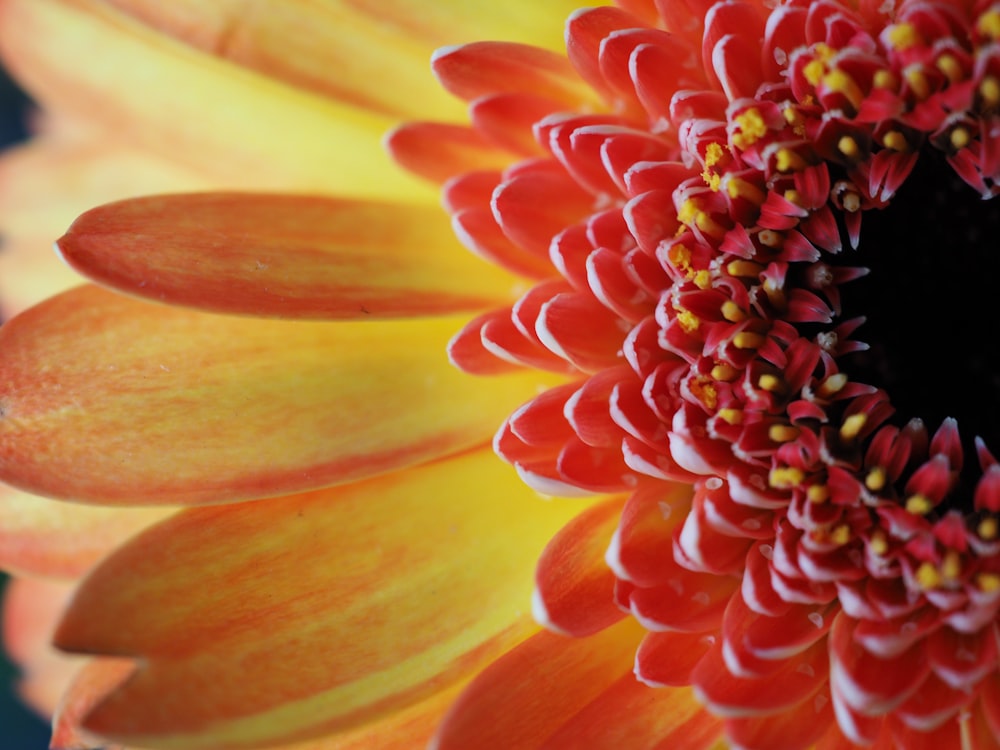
[0,61,53,748]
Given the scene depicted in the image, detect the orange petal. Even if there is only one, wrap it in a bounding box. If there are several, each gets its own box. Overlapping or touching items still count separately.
[100,0,466,121]
[0,121,213,317]
[54,450,586,749]
[57,193,520,319]
[541,676,722,749]
[532,495,626,637]
[50,658,135,750]
[0,483,172,578]
[431,617,644,750]
[0,285,559,505]
[0,0,432,200]
[2,577,83,717]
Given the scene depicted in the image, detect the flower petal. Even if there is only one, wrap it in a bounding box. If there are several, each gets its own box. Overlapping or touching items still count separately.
[431,618,644,750]
[0,285,557,505]
[541,677,722,750]
[0,120,212,317]
[533,495,627,636]
[101,0,466,120]
[54,450,585,749]
[0,0,432,200]
[1,577,83,717]
[57,193,522,319]
[0,483,172,577]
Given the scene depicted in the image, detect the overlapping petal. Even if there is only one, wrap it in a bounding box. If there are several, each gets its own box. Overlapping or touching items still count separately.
[0,285,559,505]
[54,449,585,749]
[0,482,172,577]
[56,193,523,319]
[0,0,432,199]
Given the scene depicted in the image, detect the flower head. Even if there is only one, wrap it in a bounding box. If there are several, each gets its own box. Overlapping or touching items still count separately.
[2,0,1000,749]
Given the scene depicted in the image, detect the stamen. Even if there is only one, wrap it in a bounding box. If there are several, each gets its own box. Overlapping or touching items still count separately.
[840,413,867,441]
[807,484,829,503]
[882,130,910,152]
[769,424,800,443]
[886,22,922,50]
[865,466,887,491]
[770,466,804,488]
[905,494,933,515]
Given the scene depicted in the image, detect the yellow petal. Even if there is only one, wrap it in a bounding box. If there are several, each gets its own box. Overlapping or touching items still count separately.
[57,193,522,319]
[100,0,466,121]
[0,0,433,200]
[0,285,558,505]
[55,450,585,749]
[0,483,173,578]
[0,119,215,317]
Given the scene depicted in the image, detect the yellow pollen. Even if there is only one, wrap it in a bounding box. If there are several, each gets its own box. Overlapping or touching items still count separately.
[758,373,784,393]
[841,190,862,212]
[823,69,864,109]
[980,76,1000,107]
[776,148,807,172]
[807,484,829,503]
[705,141,725,168]
[676,308,701,333]
[711,363,739,381]
[840,413,867,441]
[950,127,971,150]
[804,59,827,87]
[838,135,861,159]
[717,407,743,424]
[977,10,1000,40]
[873,69,898,89]
[726,260,763,278]
[882,130,909,152]
[668,244,692,274]
[721,300,746,323]
[726,177,766,204]
[886,22,922,50]
[817,372,848,398]
[678,201,725,238]
[690,378,718,410]
[770,466,805,488]
[782,106,807,137]
[769,424,800,443]
[865,466,887,492]
[978,572,1000,592]
[904,67,931,100]
[733,108,769,149]
[733,331,766,350]
[916,561,942,590]
[905,494,933,515]
[869,531,889,556]
[693,269,711,289]
[980,516,999,540]
[702,169,722,192]
[941,550,962,581]
[783,189,802,206]
[758,229,782,247]
[935,54,963,83]
[830,524,852,546]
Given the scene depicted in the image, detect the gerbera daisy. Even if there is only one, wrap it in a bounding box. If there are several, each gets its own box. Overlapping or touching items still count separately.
[2,0,1000,748]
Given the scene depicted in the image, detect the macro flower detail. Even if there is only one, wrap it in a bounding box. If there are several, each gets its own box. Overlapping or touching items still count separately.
[388,0,1000,746]
[1,0,1000,749]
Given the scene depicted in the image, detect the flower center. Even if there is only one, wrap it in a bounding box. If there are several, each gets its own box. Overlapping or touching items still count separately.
[840,148,1000,504]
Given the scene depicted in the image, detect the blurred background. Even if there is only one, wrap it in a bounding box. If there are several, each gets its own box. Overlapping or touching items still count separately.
[0,60,53,748]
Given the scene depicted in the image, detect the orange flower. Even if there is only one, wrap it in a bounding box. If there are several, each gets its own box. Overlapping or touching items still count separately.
[2,1,1000,749]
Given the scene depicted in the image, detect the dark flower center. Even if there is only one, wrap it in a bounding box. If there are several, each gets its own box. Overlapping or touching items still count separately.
[841,149,1000,503]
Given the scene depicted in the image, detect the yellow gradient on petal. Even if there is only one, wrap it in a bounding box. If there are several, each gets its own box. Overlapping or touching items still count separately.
[100,0,468,121]
[56,450,590,749]
[0,285,563,505]
[0,0,434,201]
[0,483,173,578]
[360,0,591,52]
